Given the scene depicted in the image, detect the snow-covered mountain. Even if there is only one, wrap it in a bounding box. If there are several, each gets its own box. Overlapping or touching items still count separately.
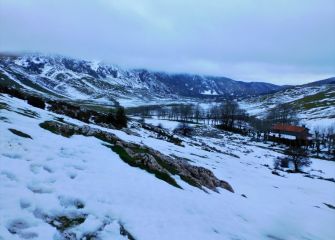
[241,79,335,129]
[0,53,282,105]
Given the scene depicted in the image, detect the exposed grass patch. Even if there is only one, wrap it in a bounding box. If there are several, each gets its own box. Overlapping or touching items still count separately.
[155,156,201,188]
[8,128,32,139]
[48,215,86,232]
[0,73,23,88]
[289,88,335,110]
[155,157,179,175]
[0,101,10,110]
[180,175,200,188]
[129,146,150,154]
[94,132,117,145]
[106,144,201,189]
[39,121,76,138]
[104,144,181,189]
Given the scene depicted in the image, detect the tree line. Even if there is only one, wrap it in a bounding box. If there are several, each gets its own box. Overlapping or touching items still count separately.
[128,101,249,130]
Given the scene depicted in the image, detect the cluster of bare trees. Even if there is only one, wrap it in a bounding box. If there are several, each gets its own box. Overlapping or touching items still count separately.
[128,100,248,129]
[311,125,335,158]
[128,102,298,131]
[156,101,248,130]
[158,104,196,122]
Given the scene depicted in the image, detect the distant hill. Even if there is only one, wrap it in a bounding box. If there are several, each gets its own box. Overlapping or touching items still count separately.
[241,78,335,129]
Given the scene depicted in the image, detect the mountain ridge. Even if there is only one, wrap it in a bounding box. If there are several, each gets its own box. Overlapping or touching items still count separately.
[0,53,283,104]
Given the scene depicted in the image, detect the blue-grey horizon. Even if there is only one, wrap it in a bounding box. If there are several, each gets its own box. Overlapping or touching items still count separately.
[0,0,334,85]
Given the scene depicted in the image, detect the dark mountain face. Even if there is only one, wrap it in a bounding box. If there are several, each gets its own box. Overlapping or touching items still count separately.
[144,72,282,98]
[0,53,283,102]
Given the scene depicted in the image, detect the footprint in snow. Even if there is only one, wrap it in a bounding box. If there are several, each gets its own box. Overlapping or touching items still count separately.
[0,171,18,182]
[20,198,32,209]
[58,195,85,209]
[1,152,22,159]
[67,172,77,179]
[27,182,54,194]
[7,218,38,239]
[30,164,42,174]
[43,165,55,173]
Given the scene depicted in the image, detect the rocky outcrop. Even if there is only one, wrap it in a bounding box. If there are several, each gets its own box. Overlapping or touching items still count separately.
[39,120,234,193]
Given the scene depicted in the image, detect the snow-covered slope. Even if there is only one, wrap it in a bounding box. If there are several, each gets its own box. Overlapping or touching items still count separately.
[1,93,334,240]
[0,54,281,105]
[241,82,335,129]
[0,54,173,105]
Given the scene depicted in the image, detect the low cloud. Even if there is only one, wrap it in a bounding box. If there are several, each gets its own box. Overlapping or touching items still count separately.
[0,0,334,84]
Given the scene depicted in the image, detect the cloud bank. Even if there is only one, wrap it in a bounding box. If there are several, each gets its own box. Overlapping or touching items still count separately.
[0,0,334,84]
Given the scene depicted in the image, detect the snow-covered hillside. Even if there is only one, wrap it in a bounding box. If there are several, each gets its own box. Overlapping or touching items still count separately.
[241,83,335,129]
[0,54,174,105]
[1,93,334,240]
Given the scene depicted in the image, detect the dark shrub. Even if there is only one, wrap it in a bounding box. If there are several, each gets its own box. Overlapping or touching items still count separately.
[274,157,289,169]
[0,85,26,100]
[114,106,127,129]
[77,110,91,123]
[173,122,193,137]
[27,96,45,109]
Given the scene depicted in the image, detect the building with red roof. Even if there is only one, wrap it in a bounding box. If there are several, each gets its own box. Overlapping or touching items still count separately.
[271,123,310,141]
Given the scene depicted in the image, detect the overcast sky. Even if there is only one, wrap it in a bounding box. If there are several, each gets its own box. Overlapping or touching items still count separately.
[0,0,334,84]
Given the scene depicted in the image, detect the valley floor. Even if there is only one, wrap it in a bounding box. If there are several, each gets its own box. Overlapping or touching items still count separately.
[0,94,334,240]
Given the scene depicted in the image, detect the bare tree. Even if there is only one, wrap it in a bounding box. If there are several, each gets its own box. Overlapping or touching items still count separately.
[209,105,220,125]
[171,105,180,121]
[313,126,321,157]
[325,124,335,159]
[180,104,193,122]
[194,104,203,123]
[219,100,240,128]
[281,146,311,172]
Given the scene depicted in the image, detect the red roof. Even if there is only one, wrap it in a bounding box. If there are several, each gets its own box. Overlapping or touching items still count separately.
[272,124,307,133]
